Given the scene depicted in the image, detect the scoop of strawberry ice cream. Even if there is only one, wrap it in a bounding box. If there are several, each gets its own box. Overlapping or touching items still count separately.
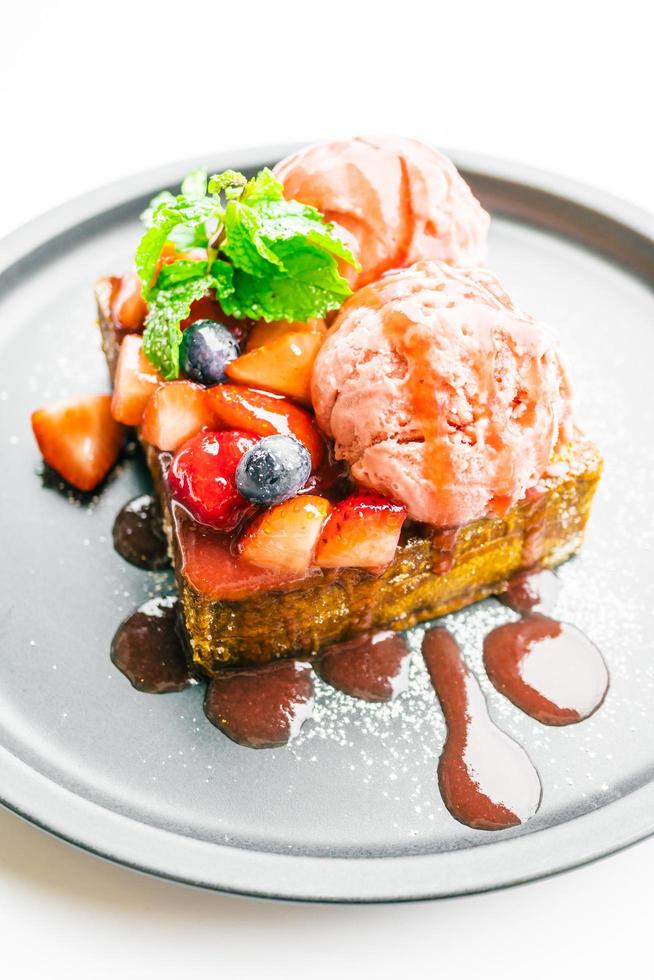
[311,260,573,527]
[274,137,489,289]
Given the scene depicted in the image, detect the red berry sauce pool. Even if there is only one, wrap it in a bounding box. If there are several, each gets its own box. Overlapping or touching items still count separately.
[204,661,314,748]
[497,567,560,615]
[112,494,170,570]
[484,614,609,725]
[422,626,542,831]
[111,596,194,693]
[317,631,409,701]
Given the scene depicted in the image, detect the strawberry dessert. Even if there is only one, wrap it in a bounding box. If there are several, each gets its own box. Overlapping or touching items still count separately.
[31,137,601,678]
[27,138,609,830]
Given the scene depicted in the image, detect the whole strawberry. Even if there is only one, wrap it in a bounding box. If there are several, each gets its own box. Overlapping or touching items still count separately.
[168,430,258,530]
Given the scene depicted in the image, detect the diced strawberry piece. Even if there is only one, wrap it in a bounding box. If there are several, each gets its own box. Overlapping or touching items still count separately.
[207,384,325,469]
[112,268,147,332]
[111,335,163,426]
[31,394,125,492]
[245,317,326,352]
[315,493,407,569]
[180,293,225,329]
[140,381,215,452]
[239,495,332,574]
[168,430,258,530]
[225,331,324,405]
[112,243,178,332]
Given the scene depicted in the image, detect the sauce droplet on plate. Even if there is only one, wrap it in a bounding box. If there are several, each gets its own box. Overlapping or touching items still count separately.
[318,631,410,701]
[483,614,609,725]
[111,595,193,693]
[422,626,542,831]
[113,494,169,569]
[204,661,314,749]
[497,568,560,615]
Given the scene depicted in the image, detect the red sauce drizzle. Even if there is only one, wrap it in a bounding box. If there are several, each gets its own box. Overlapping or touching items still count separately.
[484,614,609,725]
[422,626,542,830]
[204,661,314,749]
[111,596,193,693]
[430,526,460,574]
[317,631,410,701]
[113,494,170,570]
[497,568,560,615]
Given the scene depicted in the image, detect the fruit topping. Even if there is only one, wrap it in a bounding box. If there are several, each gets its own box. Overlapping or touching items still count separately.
[225,331,323,405]
[239,495,332,574]
[31,394,125,492]
[168,429,258,530]
[179,319,240,386]
[207,385,324,469]
[140,380,215,452]
[111,335,163,426]
[245,317,326,352]
[315,493,407,569]
[235,435,311,506]
[136,167,356,381]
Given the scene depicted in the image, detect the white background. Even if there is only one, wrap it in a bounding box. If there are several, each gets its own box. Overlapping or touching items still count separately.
[1,1,652,976]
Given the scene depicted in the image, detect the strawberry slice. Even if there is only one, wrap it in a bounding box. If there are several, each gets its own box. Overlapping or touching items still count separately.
[112,244,178,331]
[140,381,215,452]
[315,493,407,569]
[168,429,258,530]
[239,495,332,574]
[111,335,163,426]
[225,331,323,405]
[207,384,325,469]
[31,394,125,492]
[245,317,326,352]
[111,268,147,332]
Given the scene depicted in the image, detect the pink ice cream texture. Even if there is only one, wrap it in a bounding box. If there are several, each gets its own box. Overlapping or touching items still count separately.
[311,260,574,527]
[274,137,490,289]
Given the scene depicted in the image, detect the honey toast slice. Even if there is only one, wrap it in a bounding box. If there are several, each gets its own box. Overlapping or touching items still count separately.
[97,279,602,672]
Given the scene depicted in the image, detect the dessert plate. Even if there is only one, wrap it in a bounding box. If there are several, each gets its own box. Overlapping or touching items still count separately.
[0,146,653,902]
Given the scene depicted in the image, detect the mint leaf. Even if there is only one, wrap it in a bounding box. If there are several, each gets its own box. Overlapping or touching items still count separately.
[135,221,178,296]
[218,270,345,323]
[140,191,209,251]
[142,274,215,380]
[274,241,353,295]
[136,197,220,296]
[222,200,284,276]
[181,167,207,200]
[254,199,359,268]
[140,191,176,229]
[209,259,236,301]
[155,260,209,289]
[240,167,284,206]
[207,170,247,198]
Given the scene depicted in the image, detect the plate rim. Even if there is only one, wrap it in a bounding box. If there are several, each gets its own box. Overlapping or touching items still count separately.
[1,144,653,903]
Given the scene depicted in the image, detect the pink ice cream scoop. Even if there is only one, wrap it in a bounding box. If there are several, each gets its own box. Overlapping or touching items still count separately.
[274,137,489,289]
[311,260,574,527]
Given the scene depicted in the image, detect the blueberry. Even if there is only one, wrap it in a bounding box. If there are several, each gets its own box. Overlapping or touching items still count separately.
[179,319,240,386]
[235,435,311,505]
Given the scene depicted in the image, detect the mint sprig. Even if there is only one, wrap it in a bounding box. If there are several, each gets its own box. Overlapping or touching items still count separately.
[136,168,359,379]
